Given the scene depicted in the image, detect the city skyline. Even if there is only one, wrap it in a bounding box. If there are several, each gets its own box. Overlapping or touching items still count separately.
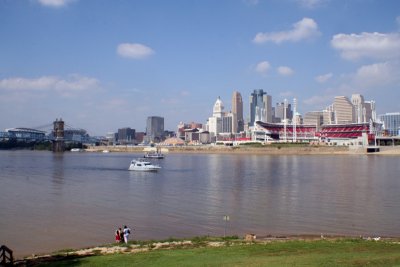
[1,0,400,135]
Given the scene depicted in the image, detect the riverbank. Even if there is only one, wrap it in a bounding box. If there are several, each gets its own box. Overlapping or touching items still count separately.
[16,235,400,266]
[85,144,400,155]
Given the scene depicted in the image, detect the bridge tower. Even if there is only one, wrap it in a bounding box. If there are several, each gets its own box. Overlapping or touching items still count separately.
[52,118,65,152]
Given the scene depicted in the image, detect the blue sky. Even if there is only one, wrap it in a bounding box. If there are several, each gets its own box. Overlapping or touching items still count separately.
[1,0,399,135]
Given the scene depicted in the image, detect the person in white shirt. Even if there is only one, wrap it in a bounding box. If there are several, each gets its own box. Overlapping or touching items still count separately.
[123,225,132,244]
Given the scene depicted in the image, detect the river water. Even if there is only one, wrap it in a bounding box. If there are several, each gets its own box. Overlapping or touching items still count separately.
[0,150,399,257]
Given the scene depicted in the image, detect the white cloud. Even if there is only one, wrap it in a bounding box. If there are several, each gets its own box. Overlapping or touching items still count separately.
[255,61,271,75]
[315,73,333,83]
[296,0,327,9]
[0,75,100,96]
[37,0,75,8]
[277,66,294,76]
[352,62,400,89]
[331,32,400,60]
[117,43,154,59]
[253,18,319,44]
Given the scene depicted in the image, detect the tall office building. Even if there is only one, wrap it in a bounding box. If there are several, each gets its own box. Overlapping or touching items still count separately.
[351,94,365,123]
[379,113,400,136]
[208,96,235,137]
[364,100,376,122]
[208,97,223,136]
[322,109,334,125]
[232,91,244,133]
[274,102,293,122]
[146,116,164,143]
[303,111,323,126]
[333,96,355,124]
[118,127,135,144]
[249,89,272,126]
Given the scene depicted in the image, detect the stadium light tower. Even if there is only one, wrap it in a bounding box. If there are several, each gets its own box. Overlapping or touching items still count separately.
[293,98,297,142]
[284,98,287,142]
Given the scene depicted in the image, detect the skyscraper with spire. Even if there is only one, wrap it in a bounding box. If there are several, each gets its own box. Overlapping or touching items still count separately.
[249,89,272,126]
[232,91,244,133]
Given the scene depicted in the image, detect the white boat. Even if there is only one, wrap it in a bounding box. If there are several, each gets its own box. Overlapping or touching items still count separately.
[128,159,161,171]
[71,148,84,152]
[144,152,164,159]
[102,150,110,153]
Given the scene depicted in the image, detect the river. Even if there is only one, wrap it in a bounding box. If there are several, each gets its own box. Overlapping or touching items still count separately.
[0,150,399,258]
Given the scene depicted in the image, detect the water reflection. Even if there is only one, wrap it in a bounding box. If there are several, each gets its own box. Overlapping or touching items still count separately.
[1,151,400,258]
[52,153,64,188]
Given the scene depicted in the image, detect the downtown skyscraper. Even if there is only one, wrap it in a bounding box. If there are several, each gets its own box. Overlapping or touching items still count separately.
[249,89,272,126]
[232,91,244,133]
[146,116,164,143]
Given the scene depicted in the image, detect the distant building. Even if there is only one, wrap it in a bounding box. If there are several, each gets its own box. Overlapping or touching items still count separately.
[146,116,164,143]
[379,112,400,136]
[274,101,293,122]
[221,113,234,134]
[303,111,323,127]
[118,127,135,144]
[232,91,244,133]
[190,122,203,129]
[351,94,365,123]
[184,128,210,144]
[5,127,46,141]
[207,96,236,140]
[322,109,334,125]
[249,89,272,126]
[106,132,117,145]
[135,132,145,143]
[364,100,376,122]
[164,130,175,139]
[208,97,224,136]
[333,96,355,124]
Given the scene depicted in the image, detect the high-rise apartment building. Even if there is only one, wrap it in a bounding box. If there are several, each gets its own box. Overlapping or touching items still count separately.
[146,116,164,143]
[379,113,400,136]
[232,91,244,133]
[333,96,355,124]
[249,89,272,126]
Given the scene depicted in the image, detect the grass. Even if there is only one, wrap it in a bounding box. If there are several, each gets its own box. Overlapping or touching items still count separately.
[34,238,400,267]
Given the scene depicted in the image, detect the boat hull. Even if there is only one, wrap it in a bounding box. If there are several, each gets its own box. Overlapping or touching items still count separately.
[128,159,161,171]
[128,165,161,171]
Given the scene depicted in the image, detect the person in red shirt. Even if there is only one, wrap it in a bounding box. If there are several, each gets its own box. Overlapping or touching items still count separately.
[115,228,122,243]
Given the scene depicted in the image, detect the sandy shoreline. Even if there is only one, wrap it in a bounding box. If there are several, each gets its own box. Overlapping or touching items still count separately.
[15,234,400,265]
[86,145,400,155]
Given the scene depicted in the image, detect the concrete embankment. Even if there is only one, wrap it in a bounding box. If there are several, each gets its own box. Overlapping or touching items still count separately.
[86,145,353,155]
[86,145,400,155]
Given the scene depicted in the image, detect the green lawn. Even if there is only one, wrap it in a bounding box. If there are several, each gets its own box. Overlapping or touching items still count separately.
[36,239,400,267]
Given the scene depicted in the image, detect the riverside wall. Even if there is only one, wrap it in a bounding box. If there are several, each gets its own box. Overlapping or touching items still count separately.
[86,145,352,155]
[86,144,400,155]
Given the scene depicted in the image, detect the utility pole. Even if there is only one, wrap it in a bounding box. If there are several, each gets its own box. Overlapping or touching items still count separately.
[223,215,230,237]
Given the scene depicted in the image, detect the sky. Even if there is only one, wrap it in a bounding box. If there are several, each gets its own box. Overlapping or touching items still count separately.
[1,0,400,135]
